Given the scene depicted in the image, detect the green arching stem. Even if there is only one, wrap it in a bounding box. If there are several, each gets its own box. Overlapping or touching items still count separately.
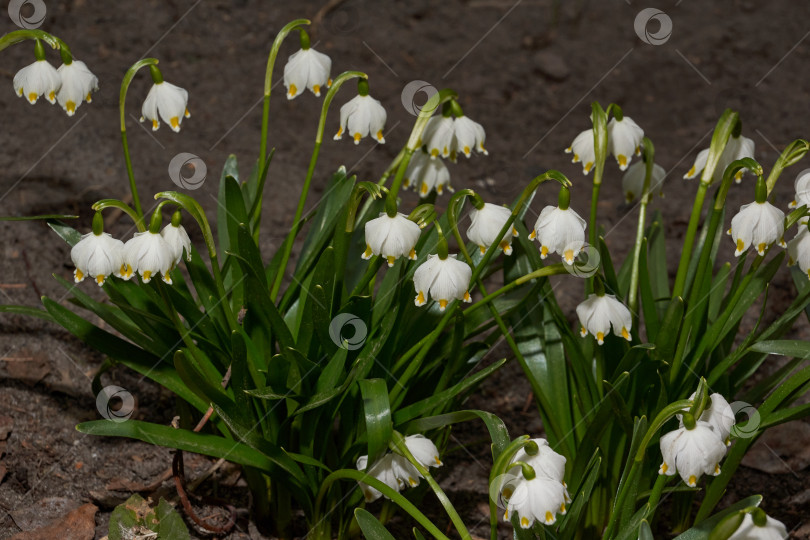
[154,191,238,331]
[258,18,310,169]
[627,137,655,322]
[463,264,569,317]
[672,109,740,298]
[646,474,670,514]
[119,58,160,222]
[313,469,451,540]
[91,199,146,232]
[0,29,68,55]
[269,70,367,302]
[587,102,609,296]
[391,432,471,540]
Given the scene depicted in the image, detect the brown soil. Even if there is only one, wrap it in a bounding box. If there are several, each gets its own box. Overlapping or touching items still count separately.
[1,0,809,538]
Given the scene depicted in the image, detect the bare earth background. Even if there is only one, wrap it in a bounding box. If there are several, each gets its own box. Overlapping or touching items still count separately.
[1,0,809,538]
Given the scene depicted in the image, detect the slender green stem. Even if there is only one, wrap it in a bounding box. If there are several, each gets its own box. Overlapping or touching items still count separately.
[0,29,67,54]
[627,138,655,320]
[314,469,451,540]
[647,473,669,513]
[154,191,238,331]
[464,264,569,316]
[119,58,160,221]
[269,71,367,302]
[91,199,146,232]
[672,110,739,298]
[259,18,310,168]
[391,432,471,540]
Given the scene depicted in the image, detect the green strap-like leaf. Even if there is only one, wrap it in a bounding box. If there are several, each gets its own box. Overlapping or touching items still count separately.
[354,508,397,540]
[359,378,392,464]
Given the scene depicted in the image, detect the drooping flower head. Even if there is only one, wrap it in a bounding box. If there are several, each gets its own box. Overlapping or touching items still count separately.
[727,509,789,540]
[56,57,98,116]
[421,100,487,161]
[679,392,736,446]
[787,225,810,279]
[467,202,518,255]
[403,149,452,197]
[70,213,125,286]
[123,229,175,284]
[659,414,727,487]
[334,79,386,144]
[622,161,666,203]
[728,200,785,257]
[363,212,421,267]
[500,439,569,529]
[13,40,60,105]
[608,114,644,171]
[161,211,192,265]
[413,254,472,311]
[788,169,810,209]
[283,30,331,99]
[452,113,487,159]
[684,133,755,184]
[355,454,403,503]
[530,187,586,265]
[422,113,456,160]
[576,289,632,345]
[139,65,190,132]
[565,128,596,175]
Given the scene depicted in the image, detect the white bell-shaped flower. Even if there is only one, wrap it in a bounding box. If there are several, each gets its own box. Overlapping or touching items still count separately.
[684,134,755,184]
[140,81,190,132]
[355,454,402,502]
[659,419,727,487]
[608,116,644,170]
[403,150,453,197]
[123,231,175,284]
[530,204,586,265]
[509,438,566,483]
[363,212,421,267]
[503,474,568,528]
[14,59,61,105]
[565,129,596,175]
[728,201,785,257]
[422,115,456,160]
[787,226,810,278]
[161,222,192,265]
[403,434,443,468]
[576,293,632,345]
[679,392,736,446]
[334,90,387,145]
[622,161,666,203]
[788,169,810,209]
[56,59,98,116]
[727,511,789,540]
[467,203,517,255]
[413,254,472,311]
[283,46,332,99]
[453,115,487,158]
[70,232,125,286]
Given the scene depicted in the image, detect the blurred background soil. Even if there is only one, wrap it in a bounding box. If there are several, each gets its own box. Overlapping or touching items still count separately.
[0,0,809,537]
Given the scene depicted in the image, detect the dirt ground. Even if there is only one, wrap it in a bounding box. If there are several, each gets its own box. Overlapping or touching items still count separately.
[1,0,810,538]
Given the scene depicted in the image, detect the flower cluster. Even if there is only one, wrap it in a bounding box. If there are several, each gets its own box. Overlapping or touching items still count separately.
[355,435,442,502]
[500,438,570,528]
[70,213,191,287]
[566,113,644,174]
[659,392,735,487]
[404,101,487,198]
[13,40,98,116]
